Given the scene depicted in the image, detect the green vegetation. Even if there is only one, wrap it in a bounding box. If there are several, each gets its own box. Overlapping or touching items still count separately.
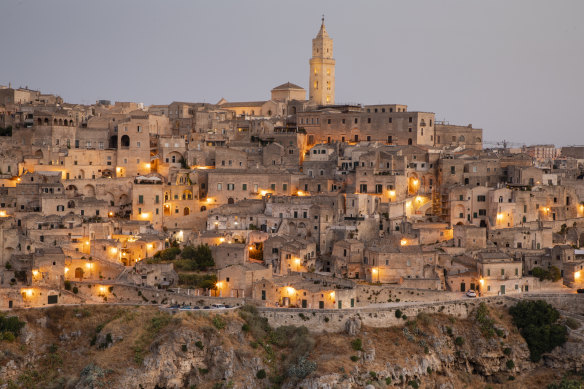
[132,314,173,365]
[238,305,316,383]
[395,309,403,318]
[212,315,226,330]
[565,317,580,330]
[547,375,584,389]
[0,126,12,137]
[64,280,72,290]
[256,369,267,379]
[454,336,465,346]
[506,359,515,369]
[195,340,204,350]
[350,355,359,362]
[532,266,562,282]
[178,273,217,289]
[0,314,25,341]
[475,302,498,338]
[509,300,567,362]
[351,338,363,351]
[179,244,215,270]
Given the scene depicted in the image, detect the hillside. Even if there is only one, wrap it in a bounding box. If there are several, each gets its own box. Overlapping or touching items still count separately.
[0,303,583,389]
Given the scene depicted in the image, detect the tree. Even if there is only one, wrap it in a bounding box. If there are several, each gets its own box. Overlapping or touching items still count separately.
[509,300,567,362]
[180,244,214,270]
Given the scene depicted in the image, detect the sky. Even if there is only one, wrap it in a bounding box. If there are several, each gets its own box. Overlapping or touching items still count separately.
[1,0,583,146]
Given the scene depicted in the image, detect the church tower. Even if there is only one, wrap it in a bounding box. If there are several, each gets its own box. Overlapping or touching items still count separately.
[309,16,335,106]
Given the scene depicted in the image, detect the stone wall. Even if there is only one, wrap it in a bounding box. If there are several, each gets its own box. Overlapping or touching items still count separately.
[258,296,507,332]
[258,293,584,332]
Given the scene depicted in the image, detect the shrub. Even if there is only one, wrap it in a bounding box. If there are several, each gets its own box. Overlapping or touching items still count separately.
[454,336,465,346]
[242,323,250,332]
[351,338,363,351]
[565,317,580,330]
[475,302,496,337]
[506,359,515,370]
[179,244,214,271]
[417,312,431,326]
[446,326,453,336]
[402,314,408,320]
[0,315,25,337]
[181,344,187,352]
[408,380,420,389]
[369,371,377,380]
[64,280,72,290]
[395,309,403,318]
[385,377,392,385]
[3,331,16,341]
[350,355,359,362]
[503,347,512,356]
[195,341,204,350]
[212,315,226,330]
[164,246,182,261]
[286,356,316,379]
[256,369,267,379]
[509,300,567,362]
[73,286,78,294]
[198,368,209,375]
[532,266,562,282]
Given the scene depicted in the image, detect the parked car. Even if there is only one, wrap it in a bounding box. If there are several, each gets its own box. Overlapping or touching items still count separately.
[203,306,211,309]
[193,306,201,310]
[577,289,584,294]
[466,290,477,298]
[211,304,226,309]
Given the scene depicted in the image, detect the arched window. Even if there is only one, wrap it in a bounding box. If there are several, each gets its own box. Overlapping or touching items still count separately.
[200,206,207,211]
[459,135,465,142]
[44,118,49,125]
[67,200,75,209]
[408,138,413,145]
[120,135,130,148]
[37,118,42,125]
[183,207,190,216]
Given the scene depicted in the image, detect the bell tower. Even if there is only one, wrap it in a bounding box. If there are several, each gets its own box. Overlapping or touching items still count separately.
[309,16,335,106]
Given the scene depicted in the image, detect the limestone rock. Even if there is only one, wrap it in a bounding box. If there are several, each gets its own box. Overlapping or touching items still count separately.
[345,316,361,336]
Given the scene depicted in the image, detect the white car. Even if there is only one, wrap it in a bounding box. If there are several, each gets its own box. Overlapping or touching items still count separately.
[211,304,226,309]
[465,290,477,298]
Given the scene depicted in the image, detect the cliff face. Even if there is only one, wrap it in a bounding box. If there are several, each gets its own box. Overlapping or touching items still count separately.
[0,304,582,389]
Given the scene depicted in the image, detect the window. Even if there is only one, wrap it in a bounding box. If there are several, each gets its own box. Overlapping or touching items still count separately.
[409,117,413,123]
[242,184,247,190]
[138,195,144,204]
[477,195,486,202]
[389,117,392,123]
[487,269,491,276]
[217,183,222,191]
[501,269,505,276]
[354,118,358,124]
[227,183,234,191]
[283,184,287,191]
[137,126,142,132]
[137,141,141,148]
